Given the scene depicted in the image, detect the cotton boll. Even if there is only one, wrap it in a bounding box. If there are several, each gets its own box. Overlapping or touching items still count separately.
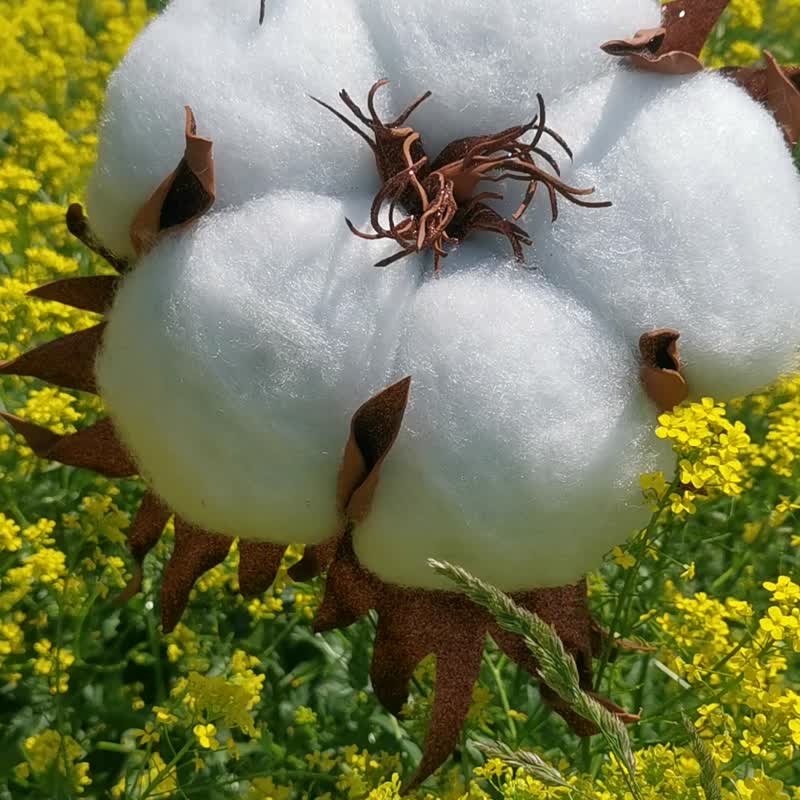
[86,0,383,258]
[354,265,671,591]
[535,69,800,400]
[358,0,661,156]
[96,190,420,544]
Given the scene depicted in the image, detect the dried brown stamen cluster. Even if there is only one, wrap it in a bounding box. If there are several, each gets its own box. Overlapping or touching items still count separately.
[314,81,611,271]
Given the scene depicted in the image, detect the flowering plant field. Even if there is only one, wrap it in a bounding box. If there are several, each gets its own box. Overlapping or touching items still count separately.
[1,1,800,799]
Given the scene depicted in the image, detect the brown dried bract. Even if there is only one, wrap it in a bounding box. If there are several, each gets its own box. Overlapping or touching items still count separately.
[602,2,800,146]
[601,0,729,75]
[130,106,216,255]
[290,377,412,582]
[312,530,640,790]
[639,328,688,412]
[28,275,119,314]
[723,53,800,148]
[320,84,610,272]
[0,413,137,477]
[0,323,106,394]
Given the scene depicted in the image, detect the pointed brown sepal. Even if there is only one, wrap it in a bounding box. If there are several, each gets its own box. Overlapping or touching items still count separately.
[639,329,688,412]
[337,376,411,523]
[762,52,800,148]
[28,275,119,315]
[659,0,729,58]
[0,413,137,477]
[723,59,800,146]
[600,27,666,57]
[404,634,484,792]
[116,491,172,604]
[312,530,378,633]
[159,516,233,632]
[0,323,105,394]
[602,0,729,75]
[66,203,129,273]
[237,541,286,597]
[130,106,215,256]
[370,616,427,715]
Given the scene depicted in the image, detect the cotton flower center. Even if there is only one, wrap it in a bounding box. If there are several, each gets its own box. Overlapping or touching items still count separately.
[317,81,612,271]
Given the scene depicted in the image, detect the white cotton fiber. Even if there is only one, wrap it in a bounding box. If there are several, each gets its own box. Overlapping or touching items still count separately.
[357,0,661,156]
[96,190,420,543]
[86,0,662,259]
[354,264,672,591]
[534,69,800,400]
[86,0,384,258]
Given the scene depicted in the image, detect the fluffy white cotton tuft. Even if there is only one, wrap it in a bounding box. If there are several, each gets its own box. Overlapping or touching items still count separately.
[358,0,661,156]
[96,190,419,543]
[86,0,383,258]
[86,0,661,258]
[354,265,672,591]
[535,69,800,400]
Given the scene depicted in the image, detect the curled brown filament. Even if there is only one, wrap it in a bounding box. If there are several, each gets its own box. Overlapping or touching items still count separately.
[311,79,432,207]
[323,83,611,271]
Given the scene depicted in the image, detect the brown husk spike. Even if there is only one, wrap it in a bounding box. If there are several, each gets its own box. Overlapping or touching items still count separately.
[28,275,119,314]
[601,0,800,146]
[289,377,412,582]
[601,0,729,75]
[237,541,288,597]
[338,376,412,521]
[639,329,688,412]
[313,532,639,790]
[130,106,216,256]
[0,413,137,477]
[116,491,173,603]
[757,53,800,147]
[160,516,233,632]
[0,323,105,394]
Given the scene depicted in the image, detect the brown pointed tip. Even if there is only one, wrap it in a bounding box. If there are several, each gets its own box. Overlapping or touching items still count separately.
[600,27,665,57]
[764,51,800,148]
[337,376,412,523]
[66,202,87,237]
[159,518,233,633]
[659,0,729,58]
[603,0,727,75]
[115,565,143,605]
[130,107,215,256]
[629,50,704,75]
[237,540,285,597]
[639,328,688,412]
[28,275,119,314]
[0,411,61,452]
[0,323,104,394]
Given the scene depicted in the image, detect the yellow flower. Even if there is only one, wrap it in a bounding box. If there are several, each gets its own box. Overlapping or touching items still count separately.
[193,723,219,750]
[610,545,636,569]
[293,705,318,726]
[764,576,800,605]
[759,606,798,641]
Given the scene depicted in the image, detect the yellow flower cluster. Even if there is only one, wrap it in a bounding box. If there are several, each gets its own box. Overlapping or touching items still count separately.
[16,729,92,794]
[654,398,750,515]
[655,576,800,778]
